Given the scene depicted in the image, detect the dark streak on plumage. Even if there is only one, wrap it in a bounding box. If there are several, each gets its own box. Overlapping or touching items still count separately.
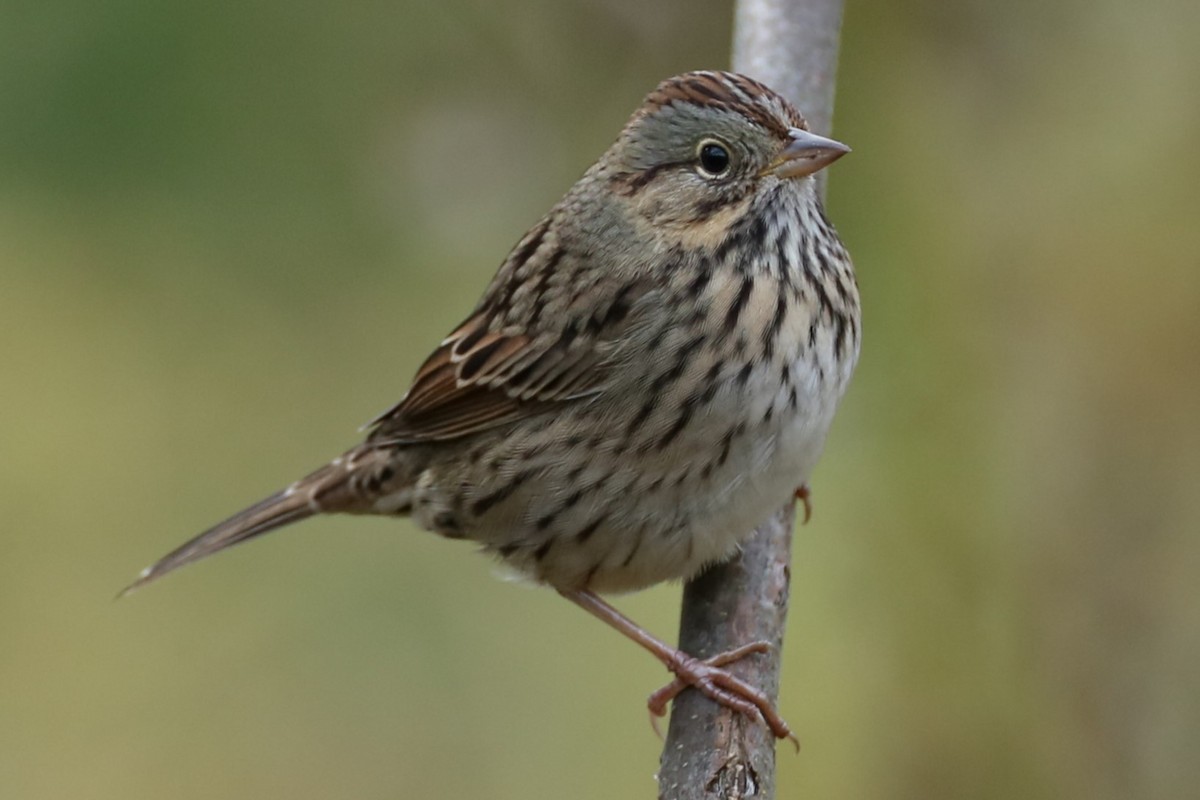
[621,534,642,567]
[650,335,706,395]
[833,272,852,305]
[832,312,847,360]
[558,318,579,349]
[689,193,730,223]
[656,403,695,451]
[525,246,565,328]
[762,291,789,360]
[433,511,463,538]
[685,260,713,299]
[725,276,754,333]
[471,468,535,517]
[625,397,658,438]
[716,423,744,468]
[715,210,767,266]
[734,361,753,388]
[492,219,549,313]
[811,272,835,320]
[591,470,613,491]
[575,514,607,543]
[688,183,753,224]
[609,160,689,196]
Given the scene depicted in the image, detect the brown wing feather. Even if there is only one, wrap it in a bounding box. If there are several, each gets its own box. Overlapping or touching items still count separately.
[369,323,611,443]
[366,216,647,444]
[369,333,541,442]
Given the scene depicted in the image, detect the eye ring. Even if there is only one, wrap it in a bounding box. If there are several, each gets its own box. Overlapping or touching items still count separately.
[696,138,733,178]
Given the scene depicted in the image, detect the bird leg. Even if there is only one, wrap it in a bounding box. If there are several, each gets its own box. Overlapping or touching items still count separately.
[559,589,795,744]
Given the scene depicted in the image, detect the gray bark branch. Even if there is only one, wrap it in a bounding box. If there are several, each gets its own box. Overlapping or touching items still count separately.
[656,1,845,797]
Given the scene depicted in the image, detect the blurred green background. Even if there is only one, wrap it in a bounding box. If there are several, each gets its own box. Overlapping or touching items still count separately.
[3,0,1198,797]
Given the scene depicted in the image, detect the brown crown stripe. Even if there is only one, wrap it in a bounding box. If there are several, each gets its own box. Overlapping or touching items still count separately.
[643,71,799,136]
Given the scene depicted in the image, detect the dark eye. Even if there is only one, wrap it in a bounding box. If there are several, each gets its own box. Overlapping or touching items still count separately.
[697,139,732,177]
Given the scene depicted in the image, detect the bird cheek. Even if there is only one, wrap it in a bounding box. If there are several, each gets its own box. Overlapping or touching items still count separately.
[631,190,671,226]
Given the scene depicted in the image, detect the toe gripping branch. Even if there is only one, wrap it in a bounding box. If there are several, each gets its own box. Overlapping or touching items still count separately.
[560,589,797,748]
[650,642,797,748]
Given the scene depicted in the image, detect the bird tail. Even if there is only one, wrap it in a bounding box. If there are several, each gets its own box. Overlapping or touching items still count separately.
[120,447,391,597]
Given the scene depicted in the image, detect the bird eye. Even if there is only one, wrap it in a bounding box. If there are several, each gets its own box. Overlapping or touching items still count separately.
[696,139,732,178]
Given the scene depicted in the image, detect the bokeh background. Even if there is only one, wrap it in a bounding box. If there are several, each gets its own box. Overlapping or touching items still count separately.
[3,0,1198,797]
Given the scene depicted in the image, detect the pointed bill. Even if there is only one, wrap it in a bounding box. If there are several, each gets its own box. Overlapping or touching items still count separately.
[761,128,851,179]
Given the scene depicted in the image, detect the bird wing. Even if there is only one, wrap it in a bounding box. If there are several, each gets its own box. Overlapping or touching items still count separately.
[367,220,647,444]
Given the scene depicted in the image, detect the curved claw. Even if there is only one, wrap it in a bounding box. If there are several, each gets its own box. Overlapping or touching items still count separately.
[646,641,798,749]
[795,484,812,524]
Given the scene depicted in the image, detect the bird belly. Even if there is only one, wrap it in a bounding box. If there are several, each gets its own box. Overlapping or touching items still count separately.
[414,353,845,594]
[629,363,843,590]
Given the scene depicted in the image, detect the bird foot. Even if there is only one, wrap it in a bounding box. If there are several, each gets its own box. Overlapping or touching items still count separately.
[795,483,812,524]
[648,641,797,748]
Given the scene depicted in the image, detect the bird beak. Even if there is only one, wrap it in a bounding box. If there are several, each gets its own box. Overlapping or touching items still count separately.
[761,128,851,179]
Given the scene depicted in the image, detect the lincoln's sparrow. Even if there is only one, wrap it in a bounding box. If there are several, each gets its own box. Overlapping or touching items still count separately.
[126,71,860,741]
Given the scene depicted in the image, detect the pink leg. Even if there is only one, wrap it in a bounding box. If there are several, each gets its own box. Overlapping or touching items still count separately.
[560,589,796,744]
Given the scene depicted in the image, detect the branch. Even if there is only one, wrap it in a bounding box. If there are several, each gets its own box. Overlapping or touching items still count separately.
[656,1,845,798]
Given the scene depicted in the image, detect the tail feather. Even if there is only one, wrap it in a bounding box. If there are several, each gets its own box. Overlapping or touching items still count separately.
[120,453,377,597]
